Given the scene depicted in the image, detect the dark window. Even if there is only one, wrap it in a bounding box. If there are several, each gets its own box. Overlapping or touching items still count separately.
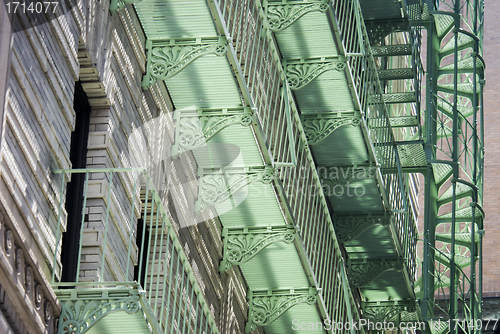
[60,81,91,282]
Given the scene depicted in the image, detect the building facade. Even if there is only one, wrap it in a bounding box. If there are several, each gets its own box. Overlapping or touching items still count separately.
[0,0,485,334]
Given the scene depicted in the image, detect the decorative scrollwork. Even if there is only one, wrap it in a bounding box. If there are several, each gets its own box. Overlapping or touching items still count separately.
[172,108,254,155]
[267,2,329,32]
[363,301,419,325]
[245,289,317,333]
[285,60,346,90]
[196,167,275,212]
[333,213,391,243]
[143,38,228,89]
[58,298,141,334]
[348,258,404,287]
[302,116,360,145]
[220,227,296,272]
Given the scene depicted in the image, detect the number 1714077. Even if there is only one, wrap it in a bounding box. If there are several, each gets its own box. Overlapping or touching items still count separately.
[5,1,59,14]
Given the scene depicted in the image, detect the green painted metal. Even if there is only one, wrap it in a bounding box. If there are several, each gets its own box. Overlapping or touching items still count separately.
[51,168,221,334]
[418,0,485,333]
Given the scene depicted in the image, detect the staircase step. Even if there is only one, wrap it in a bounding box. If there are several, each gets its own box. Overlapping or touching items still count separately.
[431,163,453,188]
[372,92,417,104]
[436,232,481,248]
[437,83,479,99]
[436,100,474,119]
[434,13,455,39]
[437,206,483,223]
[369,116,419,128]
[439,56,484,75]
[437,183,474,207]
[439,33,475,57]
[435,252,471,269]
[378,68,414,80]
[397,142,427,169]
[372,44,412,57]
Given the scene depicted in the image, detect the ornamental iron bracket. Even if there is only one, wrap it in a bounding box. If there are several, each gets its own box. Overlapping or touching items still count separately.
[172,107,254,156]
[109,0,142,13]
[57,295,141,334]
[362,300,420,325]
[302,112,361,145]
[333,212,391,243]
[266,1,329,32]
[142,37,228,89]
[220,226,296,272]
[195,166,276,212]
[245,288,317,333]
[284,57,346,90]
[348,258,404,288]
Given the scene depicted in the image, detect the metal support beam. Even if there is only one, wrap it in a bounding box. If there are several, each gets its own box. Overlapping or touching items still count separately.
[142,37,228,89]
[348,258,404,288]
[220,226,296,272]
[245,288,317,333]
[283,57,346,90]
[265,0,329,32]
[195,166,275,212]
[362,300,420,326]
[301,112,361,145]
[172,107,254,156]
[333,212,391,243]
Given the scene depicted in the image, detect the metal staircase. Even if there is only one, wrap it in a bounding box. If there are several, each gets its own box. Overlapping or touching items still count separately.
[418,1,485,333]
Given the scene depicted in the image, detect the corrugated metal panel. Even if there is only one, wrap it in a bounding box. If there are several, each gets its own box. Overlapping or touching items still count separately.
[294,71,354,113]
[240,243,310,290]
[327,179,384,213]
[275,12,338,59]
[264,303,325,334]
[343,225,397,257]
[219,183,286,228]
[86,311,152,334]
[361,271,412,300]
[311,126,369,166]
[165,56,242,109]
[193,126,263,168]
[135,0,217,39]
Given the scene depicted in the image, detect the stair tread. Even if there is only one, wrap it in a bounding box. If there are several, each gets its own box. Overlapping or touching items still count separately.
[437,83,480,97]
[438,183,474,204]
[434,14,455,39]
[431,163,453,186]
[438,206,483,220]
[440,57,484,72]
[436,231,481,245]
[372,44,412,57]
[377,92,417,104]
[440,33,475,56]
[370,116,419,128]
[378,68,414,80]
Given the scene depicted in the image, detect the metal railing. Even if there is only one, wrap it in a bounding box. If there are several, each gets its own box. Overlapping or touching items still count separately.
[213,0,364,326]
[51,168,220,334]
[333,0,419,283]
